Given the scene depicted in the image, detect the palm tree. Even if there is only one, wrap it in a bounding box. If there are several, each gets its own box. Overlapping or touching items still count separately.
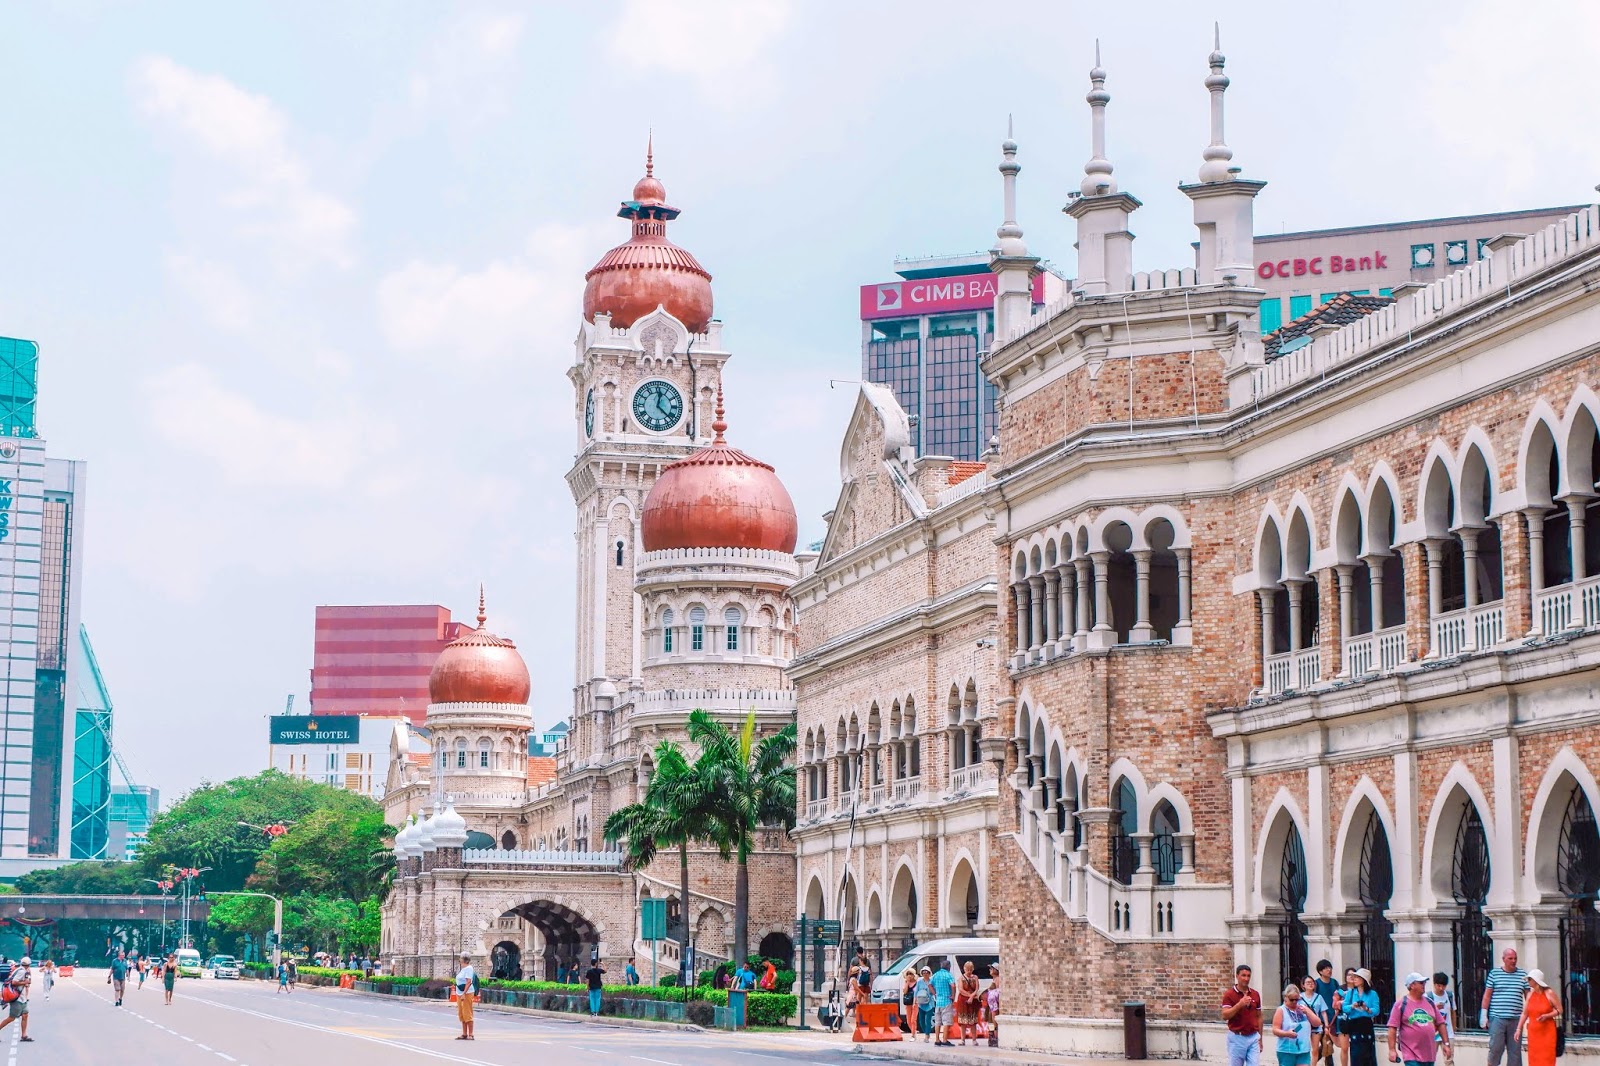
[687,709,797,968]
[604,740,716,980]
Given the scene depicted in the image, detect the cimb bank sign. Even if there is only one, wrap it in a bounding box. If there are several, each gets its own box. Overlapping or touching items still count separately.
[270,715,360,745]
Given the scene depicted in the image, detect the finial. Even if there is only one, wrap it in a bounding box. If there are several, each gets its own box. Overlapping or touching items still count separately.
[646,130,654,177]
[1080,41,1116,198]
[1199,24,1235,182]
[712,385,727,443]
[996,117,1026,252]
[477,584,487,629]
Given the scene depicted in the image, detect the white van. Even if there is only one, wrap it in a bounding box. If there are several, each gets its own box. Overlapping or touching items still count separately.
[175,949,203,978]
[870,937,999,1003]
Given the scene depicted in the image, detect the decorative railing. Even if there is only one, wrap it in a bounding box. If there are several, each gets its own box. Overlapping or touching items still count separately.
[1343,624,1408,677]
[635,688,797,714]
[804,798,828,821]
[935,469,989,507]
[1265,646,1321,694]
[462,849,623,869]
[1536,574,1600,634]
[863,785,886,810]
[1252,206,1600,402]
[949,764,996,795]
[636,546,799,577]
[890,777,922,802]
[1430,601,1507,657]
[1127,267,1199,292]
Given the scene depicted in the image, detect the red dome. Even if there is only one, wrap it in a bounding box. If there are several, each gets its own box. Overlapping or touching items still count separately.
[583,150,713,333]
[428,599,530,705]
[640,393,798,554]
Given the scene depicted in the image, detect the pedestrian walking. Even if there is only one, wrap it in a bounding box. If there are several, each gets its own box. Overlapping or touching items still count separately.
[1312,962,1345,1066]
[38,961,54,1001]
[137,956,148,990]
[1424,973,1458,1066]
[585,958,606,1017]
[760,959,777,991]
[163,954,177,1005]
[1301,976,1331,1060]
[914,965,935,1042]
[1482,949,1530,1066]
[625,958,640,986]
[954,960,981,1046]
[1516,969,1561,1066]
[1387,972,1451,1066]
[286,958,298,989]
[1342,969,1380,1066]
[0,956,31,1044]
[108,950,129,1006]
[1223,963,1265,1066]
[1272,983,1314,1066]
[983,964,1001,1047]
[931,960,957,1046]
[454,952,477,1040]
[899,969,917,1034]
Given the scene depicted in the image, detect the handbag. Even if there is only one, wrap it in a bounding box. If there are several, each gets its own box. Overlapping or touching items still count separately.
[903,985,915,1006]
[1,985,16,1004]
[1556,1028,1566,1058]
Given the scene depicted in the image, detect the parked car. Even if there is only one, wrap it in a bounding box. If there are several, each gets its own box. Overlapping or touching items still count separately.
[175,949,203,977]
[870,937,999,1003]
[211,955,240,979]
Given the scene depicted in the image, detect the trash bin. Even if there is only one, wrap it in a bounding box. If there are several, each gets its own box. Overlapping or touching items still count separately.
[1123,1001,1147,1060]
[728,988,748,1029]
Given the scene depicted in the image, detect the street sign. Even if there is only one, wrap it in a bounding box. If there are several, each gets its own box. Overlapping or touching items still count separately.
[640,898,667,941]
[795,917,841,945]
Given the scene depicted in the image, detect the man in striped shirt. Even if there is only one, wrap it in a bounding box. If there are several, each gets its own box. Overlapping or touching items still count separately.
[1481,948,1529,1066]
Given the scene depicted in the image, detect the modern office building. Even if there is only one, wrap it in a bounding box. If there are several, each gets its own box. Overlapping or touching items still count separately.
[269,713,404,800]
[69,624,114,859]
[108,783,158,861]
[1252,205,1583,333]
[860,254,1066,461]
[309,605,470,726]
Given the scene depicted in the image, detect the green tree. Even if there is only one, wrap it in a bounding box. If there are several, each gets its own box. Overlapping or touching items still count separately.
[347,898,382,953]
[140,770,377,892]
[604,740,718,969]
[251,808,394,901]
[284,895,358,955]
[687,710,796,967]
[15,860,148,895]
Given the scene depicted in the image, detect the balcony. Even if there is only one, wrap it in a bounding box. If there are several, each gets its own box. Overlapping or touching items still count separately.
[805,797,829,821]
[890,776,922,802]
[462,849,624,869]
[1343,623,1408,677]
[1536,574,1600,634]
[1430,601,1507,658]
[863,785,886,810]
[1265,646,1321,694]
[948,764,996,795]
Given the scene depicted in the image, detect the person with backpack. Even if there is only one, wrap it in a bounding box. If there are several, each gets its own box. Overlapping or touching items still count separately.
[0,956,32,1043]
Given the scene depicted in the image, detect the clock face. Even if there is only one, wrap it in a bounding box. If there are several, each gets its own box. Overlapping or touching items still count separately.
[632,380,684,433]
[584,388,595,438]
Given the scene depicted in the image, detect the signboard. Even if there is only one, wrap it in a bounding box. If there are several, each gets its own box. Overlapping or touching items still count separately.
[859,272,1047,321]
[269,715,360,745]
[796,917,841,944]
[640,898,667,941]
[1255,250,1390,280]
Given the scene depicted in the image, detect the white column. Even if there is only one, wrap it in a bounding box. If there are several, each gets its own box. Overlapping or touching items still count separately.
[1028,576,1045,653]
[1526,508,1546,636]
[1364,553,1387,630]
[1566,495,1589,580]
[1013,582,1029,653]
[1460,527,1481,609]
[1073,558,1092,648]
[1173,547,1193,644]
[1057,565,1076,653]
[1259,589,1276,665]
[1286,579,1305,653]
[1090,551,1114,647]
[1042,570,1061,649]
[1131,549,1154,642]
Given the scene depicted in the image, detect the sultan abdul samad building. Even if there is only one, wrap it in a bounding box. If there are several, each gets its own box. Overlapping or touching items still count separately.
[381,151,802,981]
[383,35,1600,1062]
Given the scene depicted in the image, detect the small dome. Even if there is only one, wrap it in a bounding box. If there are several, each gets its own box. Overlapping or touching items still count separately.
[401,816,424,858]
[393,818,413,856]
[640,390,797,553]
[428,594,531,706]
[432,804,468,848]
[414,814,437,853]
[633,173,667,203]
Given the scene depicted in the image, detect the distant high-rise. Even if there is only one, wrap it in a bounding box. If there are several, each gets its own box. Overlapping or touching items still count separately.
[109,784,158,861]
[309,605,469,726]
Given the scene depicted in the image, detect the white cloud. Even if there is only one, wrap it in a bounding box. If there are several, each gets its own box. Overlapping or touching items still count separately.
[141,363,388,489]
[132,55,356,269]
[163,252,255,332]
[408,11,526,117]
[607,0,792,103]
[375,222,607,363]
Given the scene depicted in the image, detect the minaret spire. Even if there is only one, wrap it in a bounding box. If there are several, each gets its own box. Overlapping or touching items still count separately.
[995,114,1026,253]
[1198,23,1235,182]
[477,584,487,629]
[990,116,1039,338]
[1080,40,1116,197]
[712,384,727,444]
[646,129,654,177]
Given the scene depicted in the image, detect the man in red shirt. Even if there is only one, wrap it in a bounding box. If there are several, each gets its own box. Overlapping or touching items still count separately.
[1222,963,1264,1066]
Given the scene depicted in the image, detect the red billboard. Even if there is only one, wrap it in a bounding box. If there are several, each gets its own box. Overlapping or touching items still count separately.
[859,272,1047,320]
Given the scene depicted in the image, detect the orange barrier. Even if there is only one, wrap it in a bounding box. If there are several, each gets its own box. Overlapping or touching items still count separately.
[854,1003,905,1042]
[338,974,356,989]
[59,966,74,977]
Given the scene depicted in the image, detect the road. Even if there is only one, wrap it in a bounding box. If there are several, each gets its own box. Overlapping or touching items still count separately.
[20,968,872,1066]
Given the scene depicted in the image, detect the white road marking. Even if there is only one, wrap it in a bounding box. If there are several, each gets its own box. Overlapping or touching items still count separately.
[187,996,527,1064]
[632,1057,684,1065]
[216,1054,237,1061]
[197,1043,213,1051]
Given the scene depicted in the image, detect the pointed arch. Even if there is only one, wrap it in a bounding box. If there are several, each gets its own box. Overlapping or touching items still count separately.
[1525,747,1600,898]
[1253,788,1311,911]
[1106,757,1150,816]
[1255,504,1286,586]
[1519,403,1563,508]
[1329,777,1398,912]
[889,860,920,930]
[1562,390,1600,497]
[1284,506,1314,580]
[1420,763,1497,907]
[945,852,982,929]
[1145,781,1194,834]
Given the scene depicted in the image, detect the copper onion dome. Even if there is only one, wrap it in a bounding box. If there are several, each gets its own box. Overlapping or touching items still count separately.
[582,139,713,334]
[640,390,798,554]
[428,591,531,705]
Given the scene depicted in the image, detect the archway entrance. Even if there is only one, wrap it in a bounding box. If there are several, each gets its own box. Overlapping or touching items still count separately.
[1450,804,1493,1031]
[1558,787,1600,1034]
[758,931,794,968]
[501,900,600,981]
[1355,813,1395,1016]
[1277,823,1309,991]
[490,940,521,980]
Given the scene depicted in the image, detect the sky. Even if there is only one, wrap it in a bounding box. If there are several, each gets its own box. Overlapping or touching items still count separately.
[1,0,1596,808]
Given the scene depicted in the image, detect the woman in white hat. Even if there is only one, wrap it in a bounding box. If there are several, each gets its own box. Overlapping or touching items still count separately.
[1516,968,1561,1066]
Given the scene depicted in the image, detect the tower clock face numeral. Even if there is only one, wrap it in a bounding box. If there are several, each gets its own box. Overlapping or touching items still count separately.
[631,380,684,433]
[584,388,595,438]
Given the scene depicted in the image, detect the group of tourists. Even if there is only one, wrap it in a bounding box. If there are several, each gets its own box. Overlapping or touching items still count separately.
[895,957,999,1047]
[1224,949,1564,1066]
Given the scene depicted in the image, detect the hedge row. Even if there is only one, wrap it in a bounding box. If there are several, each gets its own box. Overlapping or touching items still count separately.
[360,975,795,1025]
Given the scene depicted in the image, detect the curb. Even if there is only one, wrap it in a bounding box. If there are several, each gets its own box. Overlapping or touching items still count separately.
[335,984,707,1034]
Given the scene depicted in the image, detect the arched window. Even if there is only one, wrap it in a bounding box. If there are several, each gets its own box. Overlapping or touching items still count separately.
[1356,812,1395,1016]
[500,829,516,850]
[724,607,742,652]
[1278,822,1309,992]
[1451,804,1493,1030]
[1558,787,1600,1034]
[1111,777,1138,885]
[455,738,467,769]
[616,539,625,567]
[662,609,675,654]
[478,739,492,769]
[689,607,706,652]
[1151,800,1180,885]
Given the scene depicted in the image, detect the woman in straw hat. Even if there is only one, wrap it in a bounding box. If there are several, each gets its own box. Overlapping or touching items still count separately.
[1341,969,1381,1066]
[1516,968,1562,1066]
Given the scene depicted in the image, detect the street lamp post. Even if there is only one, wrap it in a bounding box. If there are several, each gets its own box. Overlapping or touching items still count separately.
[141,879,174,952]
[209,891,284,969]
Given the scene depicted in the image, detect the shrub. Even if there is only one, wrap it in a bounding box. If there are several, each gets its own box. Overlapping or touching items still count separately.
[686,1000,715,1027]
[746,993,798,1026]
[659,973,678,988]
[418,978,451,998]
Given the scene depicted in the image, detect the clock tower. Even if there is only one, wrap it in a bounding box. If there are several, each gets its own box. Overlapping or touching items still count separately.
[565,148,728,746]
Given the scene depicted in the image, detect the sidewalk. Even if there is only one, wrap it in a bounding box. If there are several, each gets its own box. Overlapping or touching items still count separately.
[777,1026,1127,1066]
